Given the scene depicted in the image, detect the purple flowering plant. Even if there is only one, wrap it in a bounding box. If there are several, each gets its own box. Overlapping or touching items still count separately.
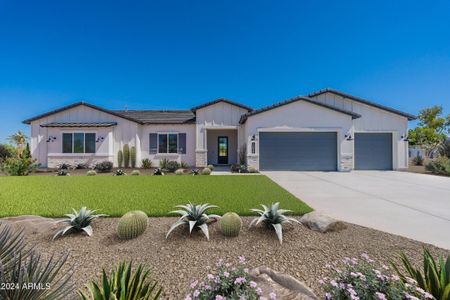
[321,253,434,300]
[185,256,275,300]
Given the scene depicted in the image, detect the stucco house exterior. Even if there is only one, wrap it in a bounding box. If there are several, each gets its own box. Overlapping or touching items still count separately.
[23,88,416,171]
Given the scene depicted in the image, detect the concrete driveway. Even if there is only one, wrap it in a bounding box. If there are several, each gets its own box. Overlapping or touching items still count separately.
[263,171,450,249]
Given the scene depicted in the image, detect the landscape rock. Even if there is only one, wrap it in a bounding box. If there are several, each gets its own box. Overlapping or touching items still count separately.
[250,266,318,299]
[0,215,59,236]
[300,211,346,233]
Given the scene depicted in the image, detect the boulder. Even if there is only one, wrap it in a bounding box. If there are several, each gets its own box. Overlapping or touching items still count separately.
[250,266,317,300]
[0,215,59,236]
[300,211,346,233]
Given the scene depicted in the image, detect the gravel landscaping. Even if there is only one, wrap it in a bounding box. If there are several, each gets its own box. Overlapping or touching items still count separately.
[16,217,449,300]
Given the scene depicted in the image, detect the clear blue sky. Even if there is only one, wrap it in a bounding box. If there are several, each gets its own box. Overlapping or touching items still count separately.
[1,0,450,142]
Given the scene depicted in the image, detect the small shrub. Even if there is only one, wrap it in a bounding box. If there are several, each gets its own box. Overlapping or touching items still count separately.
[86,170,97,176]
[123,144,130,168]
[79,261,162,299]
[56,169,70,176]
[0,144,13,162]
[57,162,72,170]
[230,164,240,173]
[131,146,136,168]
[207,164,214,170]
[0,156,39,176]
[322,253,432,300]
[239,164,248,173]
[247,166,258,173]
[142,158,152,169]
[186,257,268,300]
[74,162,89,169]
[391,248,450,300]
[53,207,107,239]
[239,143,247,165]
[153,168,164,176]
[219,212,242,237]
[117,150,123,168]
[439,139,450,158]
[250,202,300,244]
[115,169,126,176]
[166,203,220,240]
[165,160,179,172]
[201,167,211,175]
[117,211,148,240]
[412,155,424,166]
[95,161,113,173]
[190,168,200,175]
[159,158,169,169]
[131,170,140,176]
[180,161,189,169]
[175,169,184,175]
[425,156,450,176]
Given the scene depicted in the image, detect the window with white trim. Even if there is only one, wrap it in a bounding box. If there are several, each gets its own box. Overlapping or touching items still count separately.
[158,133,178,154]
[62,133,96,153]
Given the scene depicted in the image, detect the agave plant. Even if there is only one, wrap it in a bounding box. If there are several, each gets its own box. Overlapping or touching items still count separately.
[53,207,107,239]
[79,261,161,300]
[166,203,220,240]
[391,248,450,300]
[249,202,300,244]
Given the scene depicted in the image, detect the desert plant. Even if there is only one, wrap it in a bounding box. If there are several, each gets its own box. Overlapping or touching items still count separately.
[207,164,214,170]
[123,144,130,168]
[114,169,126,176]
[201,167,211,175]
[175,169,184,175]
[0,156,39,176]
[117,150,123,168]
[165,160,179,172]
[166,203,221,240]
[0,224,73,300]
[74,162,89,169]
[0,144,13,162]
[142,158,152,169]
[94,161,113,173]
[219,212,242,237]
[131,170,140,176]
[159,158,169,169]
[190,168,200,175]
[247,166,258,173]
[239,143,247,165]
[8,130,27,156]
[53,207,107,239]
[230,164,240,173]
[79,261,161,300]
[391,248,450,300]
[412,155,425,166]
[322,253,432,300]
[425,156,450,176]
[130,146,136,168]
[249,202,300,244]
[117,210,148,240]
[87,170,97,176]
[239,165,248,173]
[180,161,189,169]
[56,169,70,176]
[57,162,72,170]
[153,168,164,176]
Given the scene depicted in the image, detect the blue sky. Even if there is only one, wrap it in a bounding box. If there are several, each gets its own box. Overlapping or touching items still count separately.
[1,0,450,142]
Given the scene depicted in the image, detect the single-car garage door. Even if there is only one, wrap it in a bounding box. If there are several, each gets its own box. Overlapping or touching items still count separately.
[259,132,337,171]
[354,133,392,170]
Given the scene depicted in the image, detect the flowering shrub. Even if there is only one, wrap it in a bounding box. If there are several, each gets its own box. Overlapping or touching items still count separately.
[185,256,276,300]
[321,253,433,300]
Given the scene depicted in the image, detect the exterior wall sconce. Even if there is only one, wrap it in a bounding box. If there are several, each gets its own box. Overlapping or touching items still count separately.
[345,134,353,141]
[46,136,56,143]
[401,135,409,142]
[96,137,104,143]
[251,134,256,141]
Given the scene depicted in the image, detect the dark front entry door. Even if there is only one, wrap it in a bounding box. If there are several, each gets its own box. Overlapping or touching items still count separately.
[218,136,229,164]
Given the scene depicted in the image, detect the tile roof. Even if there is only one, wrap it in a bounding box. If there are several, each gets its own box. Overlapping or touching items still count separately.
[191,98,253,112]
[113,110,196,124]
[40,122,118,127]
[308,88,417,120]
[239,96,361,123]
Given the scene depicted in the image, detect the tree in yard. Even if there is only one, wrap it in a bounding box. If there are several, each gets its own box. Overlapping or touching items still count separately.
[408,106,450,157]
[8,131,28,157]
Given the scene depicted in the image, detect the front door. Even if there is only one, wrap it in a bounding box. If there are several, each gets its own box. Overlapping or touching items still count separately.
[217,136,229,164]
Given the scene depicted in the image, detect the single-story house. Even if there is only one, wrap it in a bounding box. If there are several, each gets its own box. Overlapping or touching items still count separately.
[23,88,416,171]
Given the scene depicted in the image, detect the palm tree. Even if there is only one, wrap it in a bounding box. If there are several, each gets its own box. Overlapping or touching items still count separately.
[8,131,28,156]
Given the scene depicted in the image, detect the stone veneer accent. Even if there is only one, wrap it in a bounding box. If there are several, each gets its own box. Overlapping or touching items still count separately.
[195,150,207,167]
[340,153,353,171]
[47,155,112,169]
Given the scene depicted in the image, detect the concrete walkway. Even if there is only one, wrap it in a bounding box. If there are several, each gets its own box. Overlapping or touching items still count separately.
[263,171,450,250]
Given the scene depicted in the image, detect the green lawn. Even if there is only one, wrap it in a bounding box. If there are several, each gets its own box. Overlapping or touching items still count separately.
[0,175,312,217]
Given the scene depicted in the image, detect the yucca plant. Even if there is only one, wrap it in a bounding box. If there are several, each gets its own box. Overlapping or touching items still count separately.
[166,203,220,240]
[79,261,161,300]
[53,207,107,239]
[249,202,300,244]
[392,248,450,300]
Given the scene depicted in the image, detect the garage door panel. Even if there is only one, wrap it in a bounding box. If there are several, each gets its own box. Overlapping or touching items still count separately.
[355,133,392,170]
[259,132,337,171]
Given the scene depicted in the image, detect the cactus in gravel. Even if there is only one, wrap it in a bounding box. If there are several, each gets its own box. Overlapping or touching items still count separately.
[117,150,123,168]
[117,210,148,240]
[218,212,242,237]
[123,144,130,168]
[130,146,136,168]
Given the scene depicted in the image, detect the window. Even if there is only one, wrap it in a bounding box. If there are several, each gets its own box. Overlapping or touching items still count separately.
[62,132,96,154]
[251,142,256,154]
[158,134,168,153]
[157,133,178,153]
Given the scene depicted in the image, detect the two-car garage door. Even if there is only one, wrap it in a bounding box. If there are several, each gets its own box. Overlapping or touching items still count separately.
[259,131,393,171]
